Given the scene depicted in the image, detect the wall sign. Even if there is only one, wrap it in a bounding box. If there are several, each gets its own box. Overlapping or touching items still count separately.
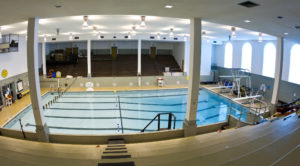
[1,69,8,78]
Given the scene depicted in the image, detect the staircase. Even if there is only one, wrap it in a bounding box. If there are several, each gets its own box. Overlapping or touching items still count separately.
[98,138,135,166]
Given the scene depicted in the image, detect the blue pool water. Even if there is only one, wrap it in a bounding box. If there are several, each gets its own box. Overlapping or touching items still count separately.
[4,88,247,135]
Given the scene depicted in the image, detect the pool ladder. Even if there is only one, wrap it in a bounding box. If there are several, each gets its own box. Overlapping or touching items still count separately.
[141,113,176,132]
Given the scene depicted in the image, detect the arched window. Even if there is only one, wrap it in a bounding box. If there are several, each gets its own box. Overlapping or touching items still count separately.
[224,42,233,68]
[289,44,300,84]
[262,43,276,77]
[241,42,252,71]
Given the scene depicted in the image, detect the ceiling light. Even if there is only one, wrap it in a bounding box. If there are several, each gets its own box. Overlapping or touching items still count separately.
[169,28,174,37]
[258,32,263,42]
[82,16,89,27]
[202,31,206,37]
[183,34,187,41]
[128,32,132,39]
[244,20,251,23]
[157,33,161,39]
[231,27,236,38]
[93,26,97,34]
[69,33,73,40]
[140,16,146,27]
[131,25,136,36]
[165,5,173,9]
[284,32,288,35]
[43,35,47,42]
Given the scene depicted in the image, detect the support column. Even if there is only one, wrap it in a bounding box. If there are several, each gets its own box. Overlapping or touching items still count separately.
[87,39,91,77]
[27,18,49,142]
[270,37,284,115]
[42,42,46,78]
[137,39,142,75]
[183,18,202,137]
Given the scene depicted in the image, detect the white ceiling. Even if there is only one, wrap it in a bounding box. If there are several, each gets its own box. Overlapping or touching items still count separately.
[1,15,276,42]
[0,0,299,42]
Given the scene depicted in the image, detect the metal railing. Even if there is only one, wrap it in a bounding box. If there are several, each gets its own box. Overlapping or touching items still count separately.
[43,78,76,110]
[141,113,176,132]
[229,97,269,127]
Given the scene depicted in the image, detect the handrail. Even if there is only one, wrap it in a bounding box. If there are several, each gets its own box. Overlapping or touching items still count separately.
[117,96,124,134]
[141,113,176,132]
[43,78,77,110]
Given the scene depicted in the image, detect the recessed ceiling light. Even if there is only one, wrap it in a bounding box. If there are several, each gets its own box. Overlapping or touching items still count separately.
[55,5,62,8]
[284,32,288,35]
[165,5,173,9]
[244,20,251,23]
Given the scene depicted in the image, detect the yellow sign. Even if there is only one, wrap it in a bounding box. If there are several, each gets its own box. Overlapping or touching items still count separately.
[2,69,8,78]
[186,75,189,80]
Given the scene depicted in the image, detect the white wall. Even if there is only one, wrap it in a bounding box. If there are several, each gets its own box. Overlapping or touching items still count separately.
[184,39,213,76]
[173,42,185,70]
[91,40,138,49]
[142,41,174,50]
[212,39,299,82]
[0,37,27,81]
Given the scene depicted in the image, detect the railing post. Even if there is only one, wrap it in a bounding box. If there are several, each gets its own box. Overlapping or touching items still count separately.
[19,119,26,139]
[168,113,172,129]
[158,114,160,131]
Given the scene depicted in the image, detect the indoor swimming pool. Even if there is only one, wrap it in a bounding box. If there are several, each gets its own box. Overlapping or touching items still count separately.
[4,88,247,135]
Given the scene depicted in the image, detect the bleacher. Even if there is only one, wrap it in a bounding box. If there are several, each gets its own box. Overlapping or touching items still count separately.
[0,114,299,165]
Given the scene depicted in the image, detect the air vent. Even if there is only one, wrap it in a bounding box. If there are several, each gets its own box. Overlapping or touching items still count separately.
[174,37,178,40]
[238,1,259,8]
[163,37,166,40]
[124,36,128,39]
[113,36,116,39]
[74,36,79,40]
[150,36,155,39]
[52,38,56,41]
[295,26,300,29]
[101,36,104,39]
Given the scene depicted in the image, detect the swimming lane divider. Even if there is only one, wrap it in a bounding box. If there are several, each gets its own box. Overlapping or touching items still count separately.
[43,115,186,121]
[54,100,209,106]
[25,123,156,131]
[60,93,188,99]
[47,105,227,113]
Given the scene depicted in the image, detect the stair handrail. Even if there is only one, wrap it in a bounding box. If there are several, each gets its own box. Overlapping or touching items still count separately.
[141,112,176,132]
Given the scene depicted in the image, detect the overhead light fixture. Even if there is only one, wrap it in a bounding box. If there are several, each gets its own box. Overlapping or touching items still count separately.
[69,33,73,40]
[82,16,89,28]
[231,27,236,38]
[140,16,146,27]
[128,32,132,39]
[244,20,251,23]
[183,34,187,41]
[258,32,263,42]
[93,26,97,34]
[43,35,47,42]
[284,32,289,35]
[169,28,174,37]
[165,5,173,8]
[131,25,136,36]
[202,31,206,37]
[157,33,161,39]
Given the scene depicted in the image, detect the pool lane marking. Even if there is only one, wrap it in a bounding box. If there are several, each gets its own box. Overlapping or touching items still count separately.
[54,100,209,106]
[48,105,228,113]
[60,93,188,98]
[24,123,157,131]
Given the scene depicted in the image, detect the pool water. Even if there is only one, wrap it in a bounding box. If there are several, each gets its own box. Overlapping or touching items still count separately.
[4,88,247,135]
